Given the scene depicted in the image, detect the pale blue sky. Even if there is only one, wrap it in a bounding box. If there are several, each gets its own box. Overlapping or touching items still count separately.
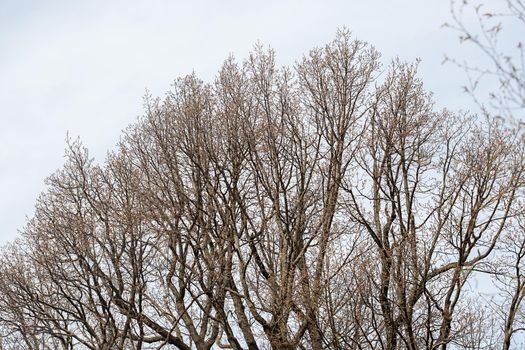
[0,0,492,243]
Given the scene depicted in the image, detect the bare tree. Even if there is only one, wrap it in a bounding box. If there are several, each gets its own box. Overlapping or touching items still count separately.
[1,29,524,349]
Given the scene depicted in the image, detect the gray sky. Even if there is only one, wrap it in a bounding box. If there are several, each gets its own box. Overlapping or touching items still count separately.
[0,0,481,244]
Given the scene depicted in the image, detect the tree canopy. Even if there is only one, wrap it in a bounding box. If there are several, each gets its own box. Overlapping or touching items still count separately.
[1,30,524,350]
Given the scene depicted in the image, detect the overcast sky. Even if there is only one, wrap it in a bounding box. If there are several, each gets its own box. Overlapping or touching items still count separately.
[0,0,487,244]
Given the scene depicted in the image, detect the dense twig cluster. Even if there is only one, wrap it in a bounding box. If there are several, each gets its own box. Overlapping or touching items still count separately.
[1,31,524,349]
